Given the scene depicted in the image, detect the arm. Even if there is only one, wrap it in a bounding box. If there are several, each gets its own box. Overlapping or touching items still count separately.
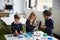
[19,23,23,31]
[32,20,37,28]
[11,22,19,36]
[11,22,16,33]
[26,19,33,28]
[40,20,54,30]
[45,20,54,30]
[26,19,37,29]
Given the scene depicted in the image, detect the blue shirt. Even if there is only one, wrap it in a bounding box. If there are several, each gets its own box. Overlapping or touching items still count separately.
[26,19,36,33]
[11,22,23,33]
[44,18,54,36]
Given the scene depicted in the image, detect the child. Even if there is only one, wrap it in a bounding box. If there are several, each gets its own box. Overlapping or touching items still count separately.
[11,14,23,36]
[26,12,37,33]
[40,10,54,36]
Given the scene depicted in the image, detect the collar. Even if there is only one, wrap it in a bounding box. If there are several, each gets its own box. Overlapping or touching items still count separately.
[45,17,51,20]
[14,21,20,24]
[48,17,51,19]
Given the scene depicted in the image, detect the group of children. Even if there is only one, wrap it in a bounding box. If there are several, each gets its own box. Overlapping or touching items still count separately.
[11,10,54,36]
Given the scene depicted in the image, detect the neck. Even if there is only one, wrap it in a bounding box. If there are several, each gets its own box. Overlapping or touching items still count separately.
[45,17,51,20]
[14,21,19,24]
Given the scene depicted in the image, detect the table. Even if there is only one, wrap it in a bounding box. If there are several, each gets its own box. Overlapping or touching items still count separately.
[4,31,58,40]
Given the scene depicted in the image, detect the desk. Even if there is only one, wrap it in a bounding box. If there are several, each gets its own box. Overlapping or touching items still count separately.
[4,31,58,40]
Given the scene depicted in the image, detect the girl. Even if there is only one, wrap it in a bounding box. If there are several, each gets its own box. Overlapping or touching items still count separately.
[26,12,37,33]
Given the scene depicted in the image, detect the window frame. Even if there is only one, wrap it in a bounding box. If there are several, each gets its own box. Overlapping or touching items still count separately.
[27,0,52,12]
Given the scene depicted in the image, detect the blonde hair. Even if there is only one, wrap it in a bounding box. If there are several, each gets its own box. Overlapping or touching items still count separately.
[28,12,37,20]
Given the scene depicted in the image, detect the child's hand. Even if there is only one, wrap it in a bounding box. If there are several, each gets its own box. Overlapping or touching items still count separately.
[32,18,37,26]
[33,22,37,26]
[30,18,33,25]
[14,30,19,36]
[30,18,33,23]
[40,26,46,29]
[33,23,37,26]
[15,30,18,34]
[19,31,23,35]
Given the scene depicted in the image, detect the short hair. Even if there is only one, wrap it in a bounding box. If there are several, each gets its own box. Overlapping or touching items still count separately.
[43,10,52,16]
[14,14,20,19]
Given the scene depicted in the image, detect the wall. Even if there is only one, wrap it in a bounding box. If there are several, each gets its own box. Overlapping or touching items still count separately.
[13,0,24,14]
[0,0,5,10]
[52,0,60,36]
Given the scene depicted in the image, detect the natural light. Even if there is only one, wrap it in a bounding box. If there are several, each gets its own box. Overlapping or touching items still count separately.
[27,0,52,11]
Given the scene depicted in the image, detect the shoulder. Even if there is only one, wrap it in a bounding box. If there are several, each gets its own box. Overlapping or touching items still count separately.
[19,23,22,25]
[11,22,15,26]
[49,18,54,23]
[18,23,22,26]
[49,18,54,21]
[26,19,30,22]
[27,19,29,21]
[11,22,14,25]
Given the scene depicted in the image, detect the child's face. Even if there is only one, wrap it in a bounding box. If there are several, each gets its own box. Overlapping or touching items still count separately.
[32,16,36,20]
[15,18,20,23]
[43,13,49,19]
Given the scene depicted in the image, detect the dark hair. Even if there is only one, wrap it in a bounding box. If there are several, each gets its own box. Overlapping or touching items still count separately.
[43,10,52,16]
[14,14,20,19]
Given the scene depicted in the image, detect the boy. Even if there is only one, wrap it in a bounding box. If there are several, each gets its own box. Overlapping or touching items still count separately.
[11,14,23,36]
[40,10,54,36]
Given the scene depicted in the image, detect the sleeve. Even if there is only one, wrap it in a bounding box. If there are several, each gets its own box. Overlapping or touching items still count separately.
[19,23,23,31]
[11,22,16,33]
[26,19,33,29]
[45,20,54,31]
[32,26,36,29]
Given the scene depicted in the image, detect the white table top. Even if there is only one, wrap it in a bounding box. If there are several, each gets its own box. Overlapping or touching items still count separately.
[1,15,27,25]
[4,31,58,40]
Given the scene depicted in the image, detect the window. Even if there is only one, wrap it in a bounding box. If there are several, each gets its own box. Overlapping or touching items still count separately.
[27,0,52,11]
